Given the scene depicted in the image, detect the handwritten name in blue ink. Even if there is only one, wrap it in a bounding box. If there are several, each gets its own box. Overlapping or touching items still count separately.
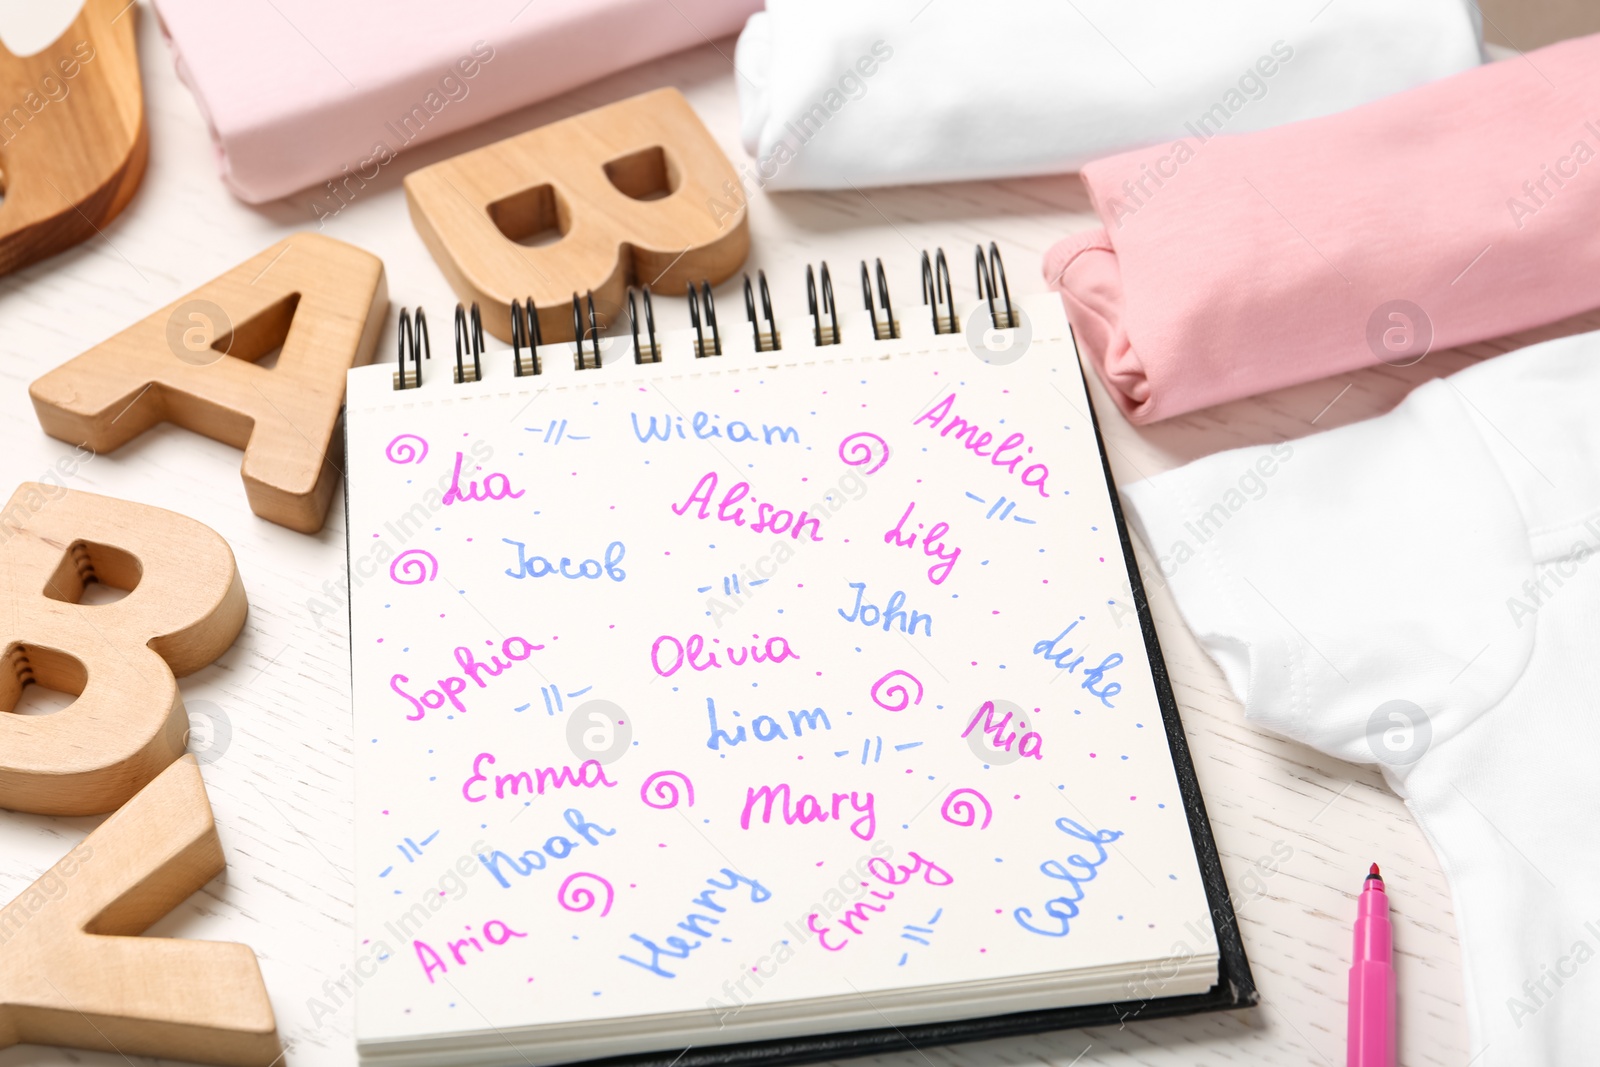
[630,411,799,446]
[705,696,832,750]
[503,538,626,581]
[619,868,772,978]
[838,581,933,636]
[1032,616,1124,707]
[1014,816,1124,937]
[478,807,616,888]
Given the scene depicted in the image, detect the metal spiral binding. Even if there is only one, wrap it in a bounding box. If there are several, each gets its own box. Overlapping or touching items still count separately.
[921,248,957,334]
[389,243,1014,387]
[630,286,660,364]
[572,290,602,370]
[689,280,721,358]
[974,241,1016,329]
[394,307,430,390]
[861,258,897,341]
[744,270,780,352]
[806,262,839,346]
[453,303,484,383]
[510,298,541,376]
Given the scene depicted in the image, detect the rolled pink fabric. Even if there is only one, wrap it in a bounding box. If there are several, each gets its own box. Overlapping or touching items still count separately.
[1046,33,1600,425]
[151,0,761,204]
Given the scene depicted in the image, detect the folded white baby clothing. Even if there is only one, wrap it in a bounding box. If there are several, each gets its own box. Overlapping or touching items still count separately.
[1122,331,1600,1066]
[734,0,1482,190]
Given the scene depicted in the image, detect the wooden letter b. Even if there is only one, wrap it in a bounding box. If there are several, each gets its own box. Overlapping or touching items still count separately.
[405,87,748,343]
[0,483,245,816]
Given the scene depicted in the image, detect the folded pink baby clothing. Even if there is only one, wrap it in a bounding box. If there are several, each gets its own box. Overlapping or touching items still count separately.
[151,0,760,204]
[1046,33,1600,425]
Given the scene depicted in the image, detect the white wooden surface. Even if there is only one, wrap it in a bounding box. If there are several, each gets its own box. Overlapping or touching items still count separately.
[4,4,1591,1065]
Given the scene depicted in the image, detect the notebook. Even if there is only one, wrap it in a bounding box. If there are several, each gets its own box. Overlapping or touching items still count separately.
[342,248,1254,1067]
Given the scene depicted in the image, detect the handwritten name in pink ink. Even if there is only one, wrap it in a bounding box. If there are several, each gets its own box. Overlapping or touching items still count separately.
[461,752,618,803]
[914,392,1052,498]
[390,636,544,720]
[619,868,772,979]
[651,633,799,677]
[739,784,876,841]
[1014,816,1124,938]
[1033,617,1124,708]
[389,549,438,585]
[640,770,695,809]
[808,851,953,952]
[870,670,924,712]
[705,698,832,750]
[839,582,933,634]
[940,788,993,829]
[558,872,615,917]
[670,471,824,542]
[837,431,891,475]
[963,700,1044,760]
[442,450,525,505]
[414,918,528,983]
[884,502,961,584]
[479,807,617,887]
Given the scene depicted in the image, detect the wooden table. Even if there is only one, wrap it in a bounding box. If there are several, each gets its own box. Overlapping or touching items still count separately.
[4,6,1590,1065]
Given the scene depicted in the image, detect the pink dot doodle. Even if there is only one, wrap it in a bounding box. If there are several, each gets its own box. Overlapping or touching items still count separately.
[385,433,428,464]
[389,549,439,585]
[941,788,994,830]
[869,670,924,713]
[640,770,695,809]
[557,872,615,917]
[837,431,891,475]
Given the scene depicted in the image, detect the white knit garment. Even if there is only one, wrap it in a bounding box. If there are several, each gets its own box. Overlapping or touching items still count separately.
[1123,331,1600,1066]
[734,0,1483,190]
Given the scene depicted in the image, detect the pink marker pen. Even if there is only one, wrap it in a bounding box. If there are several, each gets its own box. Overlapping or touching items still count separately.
[1348,863,1396,1067]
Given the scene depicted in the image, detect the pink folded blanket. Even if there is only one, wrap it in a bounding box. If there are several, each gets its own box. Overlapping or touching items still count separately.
[1046,33,1600,425]
[151,0,760,204]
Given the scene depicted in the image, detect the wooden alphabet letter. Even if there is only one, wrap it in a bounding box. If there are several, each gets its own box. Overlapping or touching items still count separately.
[0,483,245,816]
[0,0,148,276]
[29,232,388,533]
[0,756,280,1065]
[405,87,748,343]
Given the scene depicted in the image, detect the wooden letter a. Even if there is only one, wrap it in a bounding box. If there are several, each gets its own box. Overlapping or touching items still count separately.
[0,757,280,1065]
[29,232,387,533]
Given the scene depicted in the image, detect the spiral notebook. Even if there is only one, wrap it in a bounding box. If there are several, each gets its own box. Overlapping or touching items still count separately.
[342,248,1253,1067]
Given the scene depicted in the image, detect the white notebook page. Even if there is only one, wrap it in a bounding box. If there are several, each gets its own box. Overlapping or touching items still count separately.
[345,294,1218,1055]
